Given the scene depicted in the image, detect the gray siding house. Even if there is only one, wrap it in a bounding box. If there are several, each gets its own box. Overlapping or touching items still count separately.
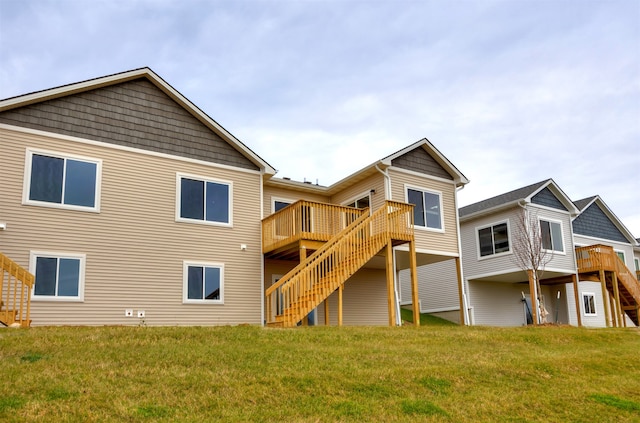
[459,180,581,326]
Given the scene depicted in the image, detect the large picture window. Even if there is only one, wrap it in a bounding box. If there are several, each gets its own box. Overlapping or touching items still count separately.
[177,174,231,226]
[540,219,564,252]
[29,252,85,301]
[406,187,443,230]
[478,222,510,257]
[183,262,224,303]
[25,149,100,211]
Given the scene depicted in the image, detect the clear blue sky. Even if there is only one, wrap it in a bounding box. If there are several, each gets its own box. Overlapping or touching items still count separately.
[1,0,639,235]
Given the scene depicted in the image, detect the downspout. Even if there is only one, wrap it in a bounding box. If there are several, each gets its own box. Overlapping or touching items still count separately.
[375,163,402,325]
[455,184,471,325]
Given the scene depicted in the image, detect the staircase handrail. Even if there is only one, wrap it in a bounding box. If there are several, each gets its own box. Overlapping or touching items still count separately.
[266,201,413,325]
[612,252,640,304]
[1,252,34,327]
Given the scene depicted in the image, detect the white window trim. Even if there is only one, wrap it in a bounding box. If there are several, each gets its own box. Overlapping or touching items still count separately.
[182,261,225,304]
[614,249,626,266]
[175,172,233,227]
[271,196,295,214]
[23,148,102,213]
[404,184,445,233]
[581,292,597,316]
[29,251,86,302]
[342,191,372,209]
[476,219,512,260]
[634,257,639,272]
[539,217,566,256]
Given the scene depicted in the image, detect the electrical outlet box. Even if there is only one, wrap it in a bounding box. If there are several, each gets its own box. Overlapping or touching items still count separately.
[137,310,145,318]
[125,309,133,317]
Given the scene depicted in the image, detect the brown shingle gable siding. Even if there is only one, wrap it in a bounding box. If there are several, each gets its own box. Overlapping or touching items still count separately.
[391,146,453,180]
[0,78,259,171]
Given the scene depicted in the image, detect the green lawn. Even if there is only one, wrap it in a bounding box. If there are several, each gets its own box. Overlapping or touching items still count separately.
[1,324,639,422]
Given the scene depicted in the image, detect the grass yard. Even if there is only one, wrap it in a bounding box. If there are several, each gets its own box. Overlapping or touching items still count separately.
[1,324,639,422]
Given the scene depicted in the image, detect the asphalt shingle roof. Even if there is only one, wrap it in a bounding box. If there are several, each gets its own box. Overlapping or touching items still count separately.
[459,179,551,218]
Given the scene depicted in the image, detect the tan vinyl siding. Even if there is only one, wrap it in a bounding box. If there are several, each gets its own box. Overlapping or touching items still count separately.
[262,185,330,217]
[315,268,389,326]
[330,173,386,212]
[1,126,263,326]
[388,168,458,255]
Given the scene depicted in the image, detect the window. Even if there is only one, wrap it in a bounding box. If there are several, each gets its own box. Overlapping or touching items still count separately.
[582,292,597,316]
[29,252,85,301]
[407,187,443,230]
[177,174,231,226]
[346,194,370,209]
[183,262,224,303]
[615,251,625,264]
[25,149,100,211]
[539,219,564,252]
[635,258,639,272]
[478,222,510,257]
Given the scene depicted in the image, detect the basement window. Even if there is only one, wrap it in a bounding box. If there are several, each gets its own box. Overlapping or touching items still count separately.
[29,252,85,301]
[582,292,597,316]
[183,262,224,304]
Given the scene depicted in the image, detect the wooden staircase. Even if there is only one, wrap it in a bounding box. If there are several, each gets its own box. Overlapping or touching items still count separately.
[0,253,34,327]
[576,245,640,326]
[265,201,414,327]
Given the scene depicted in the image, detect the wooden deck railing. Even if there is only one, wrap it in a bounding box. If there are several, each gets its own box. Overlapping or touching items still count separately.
[265,201,414,327]
[1,253,34,327]
[575,244,640,307]
[262,200,368,253]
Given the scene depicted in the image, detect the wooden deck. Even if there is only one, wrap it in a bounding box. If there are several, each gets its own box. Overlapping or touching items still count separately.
[264,200,417,327]
[576,245,640,326]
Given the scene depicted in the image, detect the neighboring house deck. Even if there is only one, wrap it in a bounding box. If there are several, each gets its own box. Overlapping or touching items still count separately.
[0,68,469,327]
[457,180,639,328]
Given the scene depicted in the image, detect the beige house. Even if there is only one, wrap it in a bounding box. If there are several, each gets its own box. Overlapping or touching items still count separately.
[0,68,468,327]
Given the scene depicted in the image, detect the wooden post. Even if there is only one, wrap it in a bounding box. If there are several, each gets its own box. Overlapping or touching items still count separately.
[300,245,309,326]
[409,241,420,327]
[571,274,582,327]
[385,242,396,326]
[338,284,343,326]
[455,257,465,325]
[599,270,611,327]
[528,269,538,325]
[611,272,624,328]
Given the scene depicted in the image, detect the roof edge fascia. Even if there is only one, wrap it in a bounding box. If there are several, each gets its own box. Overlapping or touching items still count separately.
[459,199,525,223]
